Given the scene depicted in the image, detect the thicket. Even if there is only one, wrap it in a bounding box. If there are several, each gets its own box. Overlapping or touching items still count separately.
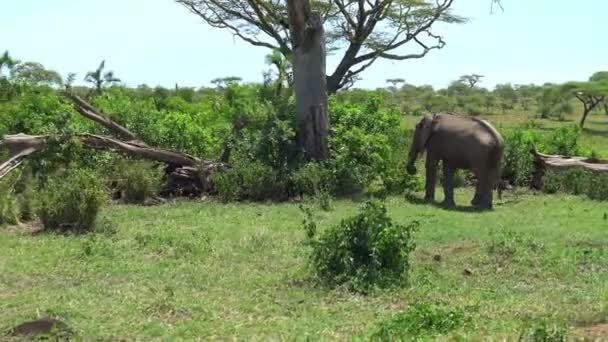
[1,73,606,211]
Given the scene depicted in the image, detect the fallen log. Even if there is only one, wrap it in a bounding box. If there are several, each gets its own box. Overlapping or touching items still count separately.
[530,148,608,189]
[0,95,228,197]
[0,134,47,179]
[64,92,143,144]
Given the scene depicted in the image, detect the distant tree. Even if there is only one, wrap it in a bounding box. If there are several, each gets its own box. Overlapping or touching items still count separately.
[0,51,20,100]
[590,71,608,115]
[64,73,77,91]
[177,0,466,94]
[386,78,405,91]
[0,51,19,78]
[458,74,484,88]
[211,76,242,89]
[483,93,497,111]
[563,73,608,127]
[493,83,517,112]
[265,50,292,95]
[10,62,62,86]
[85,60,121,95]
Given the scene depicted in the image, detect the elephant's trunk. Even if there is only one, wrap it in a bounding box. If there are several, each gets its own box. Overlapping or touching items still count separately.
[406,142,420,175]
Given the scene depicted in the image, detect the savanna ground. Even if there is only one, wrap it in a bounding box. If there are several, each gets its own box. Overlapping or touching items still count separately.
[1,110,608,340]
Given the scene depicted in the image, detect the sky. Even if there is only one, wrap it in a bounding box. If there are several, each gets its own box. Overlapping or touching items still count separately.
[1,0,607,90]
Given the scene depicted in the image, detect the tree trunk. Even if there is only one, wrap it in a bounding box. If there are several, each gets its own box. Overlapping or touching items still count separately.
[580,107,591,127]
[287,0,329,161]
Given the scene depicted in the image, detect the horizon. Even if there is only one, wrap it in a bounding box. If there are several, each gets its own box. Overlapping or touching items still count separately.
[2,0,607,90]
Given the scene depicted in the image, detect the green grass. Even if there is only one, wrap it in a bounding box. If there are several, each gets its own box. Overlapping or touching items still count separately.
[1,189,607,340]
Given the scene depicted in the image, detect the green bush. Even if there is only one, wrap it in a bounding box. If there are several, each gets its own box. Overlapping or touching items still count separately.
[543,169,608,201]
[113,160,163,204]
[502,129,540,186]
[213,159,282,201]
[37,169,107,233]
[0,182,18,226]
[305,200,418,292]
[544,125,583,156]
[519,320,569,342]
[370,303,466,340]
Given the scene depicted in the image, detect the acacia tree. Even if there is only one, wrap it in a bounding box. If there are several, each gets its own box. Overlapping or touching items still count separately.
[563,73,608,127]
[386,78,405,91]
[458,74,484,88]
[176,0,465,94]
[84,60,121,95]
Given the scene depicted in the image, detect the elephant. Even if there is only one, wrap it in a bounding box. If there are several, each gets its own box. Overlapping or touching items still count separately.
[405,113,504,210]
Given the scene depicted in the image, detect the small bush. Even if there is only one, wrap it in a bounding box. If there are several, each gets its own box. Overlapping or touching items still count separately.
[502,129,540,186]
[305,200,418,292]
[213,159,282,201]
[486,230,544,265]
[0,187,19,226]
[37,169,107,233]
[519,320,569,342]
[543,169,608,201]
[370,303,466,340]
[114,160,163,204]
[291,162,335,197]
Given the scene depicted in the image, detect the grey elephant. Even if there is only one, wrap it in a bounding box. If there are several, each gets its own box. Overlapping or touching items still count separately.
[405,113,504,210]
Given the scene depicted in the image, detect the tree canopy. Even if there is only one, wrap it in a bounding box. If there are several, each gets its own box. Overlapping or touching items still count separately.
[177,0,465,93]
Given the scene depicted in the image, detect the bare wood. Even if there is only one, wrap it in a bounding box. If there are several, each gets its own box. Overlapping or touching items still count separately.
[64,93,143,143]
[0,134,48,179]
[81,134,200,167]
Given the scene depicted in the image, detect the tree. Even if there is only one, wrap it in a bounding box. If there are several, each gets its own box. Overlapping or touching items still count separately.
[177,0,466,94]
[10,62,63,86]
[84,60,121,95]
[458,74,484,88]
[493,83,517,112]
[0,51,19,78]
[265,50,292,95]
[385,78,405,91]
[590,71,608,115]
[562,74,608,127]
[287,0,329,161]
[210,76,242,88]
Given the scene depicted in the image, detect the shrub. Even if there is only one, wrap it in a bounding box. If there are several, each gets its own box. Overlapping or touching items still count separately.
[543,169,608,201]
[291,162,335,197]
[213,159,282,201]
[37,169,107,233]
[544,125,582,156]
[519,320,569,342]
[305,200,418,292]
[113,160,163,204]
[370,303,466,340]
[502,129,540,186]
[0,182,18,226]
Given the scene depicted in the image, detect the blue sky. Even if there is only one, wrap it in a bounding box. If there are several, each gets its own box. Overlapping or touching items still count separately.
[2,0,607,90]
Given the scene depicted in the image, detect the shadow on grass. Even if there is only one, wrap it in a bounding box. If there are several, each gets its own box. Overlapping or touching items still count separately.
[403,193,485,213]
[582,127,608,137]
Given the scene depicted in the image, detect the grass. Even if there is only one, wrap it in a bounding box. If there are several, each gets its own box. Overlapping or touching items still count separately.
[1,189,607,340]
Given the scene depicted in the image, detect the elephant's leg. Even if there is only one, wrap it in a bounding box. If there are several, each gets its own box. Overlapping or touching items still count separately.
[471,169,482,206]
[424,158,439,202]
[475,171,495,210]
[441,163,456,207]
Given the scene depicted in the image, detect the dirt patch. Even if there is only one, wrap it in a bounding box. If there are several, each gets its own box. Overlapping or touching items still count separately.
[417,241,479,261]
[575,322,608,340]
[3,222,45,235]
